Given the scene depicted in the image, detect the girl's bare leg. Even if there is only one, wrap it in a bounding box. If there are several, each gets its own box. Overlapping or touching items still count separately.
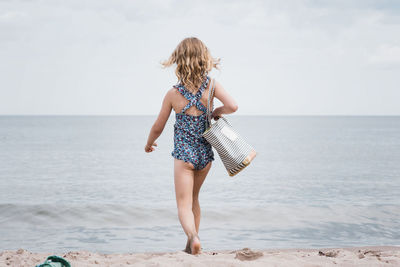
[174,159,212,254]
[183,161,212,253]
[192,161,212,233]
[174,159,198,253]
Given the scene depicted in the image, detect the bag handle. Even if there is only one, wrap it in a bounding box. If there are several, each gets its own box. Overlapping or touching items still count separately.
[205,78,215,130]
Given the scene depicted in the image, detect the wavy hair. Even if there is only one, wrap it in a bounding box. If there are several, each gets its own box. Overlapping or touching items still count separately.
[161,37,220,93]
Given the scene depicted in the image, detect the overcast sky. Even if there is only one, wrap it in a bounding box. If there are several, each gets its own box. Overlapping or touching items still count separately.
[1,0,399,115]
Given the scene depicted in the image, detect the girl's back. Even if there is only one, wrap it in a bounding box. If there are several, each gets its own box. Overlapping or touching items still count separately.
[170,78,213,117]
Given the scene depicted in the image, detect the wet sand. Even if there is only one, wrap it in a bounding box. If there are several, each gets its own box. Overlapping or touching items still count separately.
[1,246,400,266]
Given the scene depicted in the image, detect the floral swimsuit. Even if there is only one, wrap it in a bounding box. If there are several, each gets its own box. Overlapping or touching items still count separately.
[171,76,215,170]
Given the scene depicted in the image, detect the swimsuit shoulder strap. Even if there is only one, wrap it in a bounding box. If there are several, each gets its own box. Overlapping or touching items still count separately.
[174,77,210,113]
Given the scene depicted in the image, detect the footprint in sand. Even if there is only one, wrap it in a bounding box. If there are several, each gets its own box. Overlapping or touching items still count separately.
[318,250,340,258]
[235,248,263,261]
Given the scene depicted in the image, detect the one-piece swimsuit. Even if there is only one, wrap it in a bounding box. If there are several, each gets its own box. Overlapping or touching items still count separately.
[171,76,215,170]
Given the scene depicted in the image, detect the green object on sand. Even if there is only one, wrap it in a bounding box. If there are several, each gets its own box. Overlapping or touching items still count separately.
[35,255,71,267]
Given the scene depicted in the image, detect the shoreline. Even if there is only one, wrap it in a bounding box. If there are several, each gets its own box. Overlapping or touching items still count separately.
[1,245,400,266]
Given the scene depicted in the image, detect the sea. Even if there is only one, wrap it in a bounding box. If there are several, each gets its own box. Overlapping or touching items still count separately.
[0,115,399,254]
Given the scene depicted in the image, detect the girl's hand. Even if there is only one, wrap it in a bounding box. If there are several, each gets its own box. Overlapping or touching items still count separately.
[145,142,157,153]
[211,110,221,120]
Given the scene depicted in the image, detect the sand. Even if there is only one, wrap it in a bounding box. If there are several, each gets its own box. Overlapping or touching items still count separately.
[1,246,400,266]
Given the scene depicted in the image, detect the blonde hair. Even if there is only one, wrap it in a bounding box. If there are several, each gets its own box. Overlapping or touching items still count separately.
[161,37,220,93]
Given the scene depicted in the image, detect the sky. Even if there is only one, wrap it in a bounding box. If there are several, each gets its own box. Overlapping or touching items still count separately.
[0,0,399,115]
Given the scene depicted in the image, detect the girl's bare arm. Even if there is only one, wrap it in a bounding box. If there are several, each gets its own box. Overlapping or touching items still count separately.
[145,90,173,152]
[211,81,238,118]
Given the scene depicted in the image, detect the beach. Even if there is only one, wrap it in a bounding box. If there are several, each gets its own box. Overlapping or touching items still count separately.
[1,246,400,266]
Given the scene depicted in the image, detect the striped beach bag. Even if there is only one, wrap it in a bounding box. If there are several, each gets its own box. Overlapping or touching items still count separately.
[202,78,257,176]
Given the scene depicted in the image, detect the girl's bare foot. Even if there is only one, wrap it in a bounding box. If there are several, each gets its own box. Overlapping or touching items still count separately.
[190,235,201,255]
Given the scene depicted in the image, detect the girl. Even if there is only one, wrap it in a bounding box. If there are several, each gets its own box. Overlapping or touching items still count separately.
[144,37,238,255]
